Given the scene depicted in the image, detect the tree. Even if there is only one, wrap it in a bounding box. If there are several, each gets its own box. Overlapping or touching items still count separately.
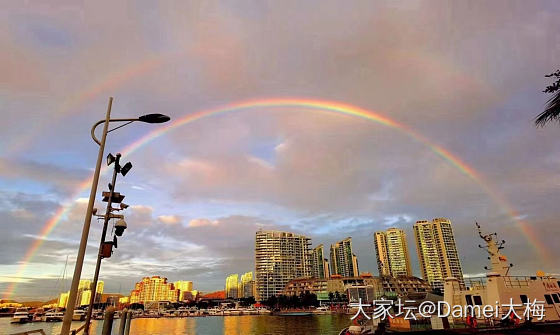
[328,292,334,304]
[535,69,560,127]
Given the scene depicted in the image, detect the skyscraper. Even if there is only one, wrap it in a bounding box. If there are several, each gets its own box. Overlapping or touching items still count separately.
[311,244,330,279]
[374,229,412,277]
[255,230,311,302]
[225,274,239,299]
[413,218,464,290]
[373,231,391,276]
[330,237,359,277]
[240,272,255,298]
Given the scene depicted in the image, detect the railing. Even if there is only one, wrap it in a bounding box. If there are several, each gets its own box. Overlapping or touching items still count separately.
[463,277,487,290]
[503,276,531,288]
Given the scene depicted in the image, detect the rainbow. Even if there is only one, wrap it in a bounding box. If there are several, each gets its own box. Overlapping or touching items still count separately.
[3,98,548,299]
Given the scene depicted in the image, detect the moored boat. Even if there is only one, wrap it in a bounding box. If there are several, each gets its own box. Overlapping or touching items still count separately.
[44,310,64,322]
[11,307,30,324]
[72,309,86,321]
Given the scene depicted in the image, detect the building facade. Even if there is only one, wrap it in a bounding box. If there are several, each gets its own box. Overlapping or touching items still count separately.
[255,230,312,302]
[130,276,179,304]
[413,218,464,290]
[240,272,255,298]
[225,274,239,299]
[330,237,359,277]
[174,281,194,301]
[311,244,330,279]
[283,274,431,303]
[373,232,391,276]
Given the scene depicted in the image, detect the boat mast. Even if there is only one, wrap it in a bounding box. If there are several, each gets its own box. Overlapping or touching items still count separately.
[476,222,513,276]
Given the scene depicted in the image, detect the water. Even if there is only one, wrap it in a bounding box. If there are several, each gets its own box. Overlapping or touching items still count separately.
[0,315,350,335]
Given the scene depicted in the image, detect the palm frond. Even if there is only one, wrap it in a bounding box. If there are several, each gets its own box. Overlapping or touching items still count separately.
[535,84,560,127]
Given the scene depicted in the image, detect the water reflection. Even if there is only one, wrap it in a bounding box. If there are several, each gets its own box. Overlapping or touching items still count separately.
[1,314,350,335]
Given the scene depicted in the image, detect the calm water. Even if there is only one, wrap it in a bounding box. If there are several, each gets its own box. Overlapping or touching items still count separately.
[0,315,350,335]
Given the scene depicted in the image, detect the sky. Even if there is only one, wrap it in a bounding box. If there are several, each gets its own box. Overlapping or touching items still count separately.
[1,0,560,301]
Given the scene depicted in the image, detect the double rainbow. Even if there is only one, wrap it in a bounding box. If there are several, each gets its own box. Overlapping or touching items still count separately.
[3,98,547,299]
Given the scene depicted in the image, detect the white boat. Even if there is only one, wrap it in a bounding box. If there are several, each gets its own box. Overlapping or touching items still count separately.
[44,310,64,322]
[11,308,30,324]
[443,223,560,324]
[72,309,86,321]
[257,308,271,314]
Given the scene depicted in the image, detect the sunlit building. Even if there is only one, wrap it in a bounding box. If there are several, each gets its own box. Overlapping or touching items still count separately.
[240,272,255,298]
[225,274,239,299]
[58,292,69,308]
[130,276,178,303]
[373,228,412,277]
[255,230,311,301]
[174,281,194,301]
[330,237,359,277]
[311,244,330,279]
[413,218,464,290]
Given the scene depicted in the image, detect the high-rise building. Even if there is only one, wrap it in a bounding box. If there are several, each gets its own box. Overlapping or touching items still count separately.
[225,274,239,299]
[130,276,178,303]
[255,230,311,302]
[373,232,391,276]
[311,244,330,279]
[58,292,69,308]
[385,228,412,277]
[59,279,104,307]
[240,272,255,298]
[174,281,194,301]
[330,237,359,277]
[413,218,464,290]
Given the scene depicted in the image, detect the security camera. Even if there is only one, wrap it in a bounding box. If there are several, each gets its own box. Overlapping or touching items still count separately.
[115,219,127,236]
[120,203,129,210]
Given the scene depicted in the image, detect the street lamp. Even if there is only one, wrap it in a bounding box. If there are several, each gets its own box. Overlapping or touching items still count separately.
[61,97,170,335]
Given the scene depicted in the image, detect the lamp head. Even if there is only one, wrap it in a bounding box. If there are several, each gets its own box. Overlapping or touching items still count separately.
[138,113,171,124]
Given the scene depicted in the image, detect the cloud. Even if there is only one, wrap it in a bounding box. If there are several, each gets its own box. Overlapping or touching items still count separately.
[158,215,181,225]
[188,218,219,227]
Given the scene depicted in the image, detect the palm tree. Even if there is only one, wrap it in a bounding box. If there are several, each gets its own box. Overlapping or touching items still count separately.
[535,69,560,127]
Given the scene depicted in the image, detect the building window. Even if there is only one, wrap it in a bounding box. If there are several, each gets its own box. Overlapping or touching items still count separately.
[520,295,528,304]
[465,295,473,306]
[552,294,560,304]
[544,294,554,305]
[473,296,483,305]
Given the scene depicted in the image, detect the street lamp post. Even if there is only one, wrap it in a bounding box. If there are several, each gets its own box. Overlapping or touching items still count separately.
[83,153,124,335]
[60,97,170,335]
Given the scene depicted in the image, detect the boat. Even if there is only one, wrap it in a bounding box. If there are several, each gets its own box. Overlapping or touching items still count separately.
[44,310,64,322]
[443,223,560,324]
[11,307,30,324]
[32,308,45,322]
[72,309,86,321]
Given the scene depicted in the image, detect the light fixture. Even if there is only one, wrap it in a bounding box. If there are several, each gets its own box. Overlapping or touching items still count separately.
[120,162,132,176]
[107,153,116,166]
[138,113,171,124]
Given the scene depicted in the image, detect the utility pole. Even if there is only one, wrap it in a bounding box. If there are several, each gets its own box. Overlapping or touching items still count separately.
[84,153,129,334]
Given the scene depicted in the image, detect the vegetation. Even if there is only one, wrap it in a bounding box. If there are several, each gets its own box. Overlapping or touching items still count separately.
[535,69,560,127]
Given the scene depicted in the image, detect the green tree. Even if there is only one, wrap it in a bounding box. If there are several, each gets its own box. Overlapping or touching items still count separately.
[535,69,560,127]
